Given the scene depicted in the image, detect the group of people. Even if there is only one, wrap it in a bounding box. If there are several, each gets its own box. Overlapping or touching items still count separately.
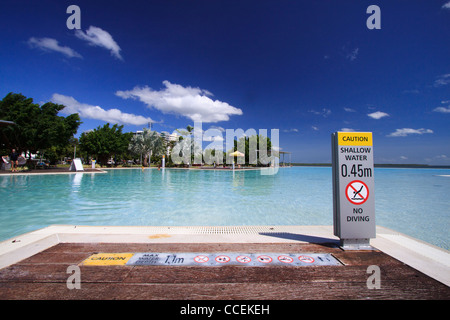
[2,148,23,172]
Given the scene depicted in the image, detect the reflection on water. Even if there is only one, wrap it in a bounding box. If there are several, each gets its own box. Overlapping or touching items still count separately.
[71,173,83,191]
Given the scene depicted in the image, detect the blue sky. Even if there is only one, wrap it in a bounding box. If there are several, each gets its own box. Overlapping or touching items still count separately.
[1,0,449,164]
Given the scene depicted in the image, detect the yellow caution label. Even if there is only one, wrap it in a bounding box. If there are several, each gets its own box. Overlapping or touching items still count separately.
[337,132,373,146]
[82,253,134,266]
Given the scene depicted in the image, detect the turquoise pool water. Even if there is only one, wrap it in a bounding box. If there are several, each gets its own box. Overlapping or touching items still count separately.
[0,167,449,250]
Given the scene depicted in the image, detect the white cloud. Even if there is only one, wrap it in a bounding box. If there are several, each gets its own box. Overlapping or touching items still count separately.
[309,108,331,117]
[368,111,389,119]
[344,107,356,112]
[283,128,299,133]
[116,81,243,123]
[311,126,319,131]
[76,26,122,60]
[27,37,82,58]
[387,128,433,137]
[443,1,450,9]
[434,74,450,87]
[51,93,153,126]
[433,106,450,113]
[346,48,359,61]
[203,133,224,142]
[208,126,225,132]
[433,100,450,113]
[271,146,282,152]
[340,128,355,132]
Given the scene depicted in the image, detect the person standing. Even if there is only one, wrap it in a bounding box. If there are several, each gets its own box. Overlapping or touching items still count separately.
[9,148,19,172]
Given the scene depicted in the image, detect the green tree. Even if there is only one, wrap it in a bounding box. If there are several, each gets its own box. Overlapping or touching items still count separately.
[45,137,79,165]
[128,128,165,166]
[79,123,132,166]
[230,134,273,166]
[172,125,202,165]
[0,92,81,157]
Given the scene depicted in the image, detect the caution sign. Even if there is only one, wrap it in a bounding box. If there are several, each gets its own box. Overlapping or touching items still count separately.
[337,132,373,146]
[332,131,376,244]
[345,180,369,205]
[82,253,134,266]
[82,252,342,267]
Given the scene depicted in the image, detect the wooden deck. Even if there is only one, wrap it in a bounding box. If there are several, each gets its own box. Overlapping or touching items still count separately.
[0,242,449,300]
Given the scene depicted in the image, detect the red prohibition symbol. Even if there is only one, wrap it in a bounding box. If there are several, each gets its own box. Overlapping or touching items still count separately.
[194,255,209,263]
[215,255,231,263]
[236,255,251,263]
[278,255,294,263]
[345,180,369,205]
[298,255,315,263]
[257,255,273,263]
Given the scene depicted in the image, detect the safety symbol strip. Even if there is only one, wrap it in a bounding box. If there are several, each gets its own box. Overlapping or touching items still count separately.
[81,252,342,267]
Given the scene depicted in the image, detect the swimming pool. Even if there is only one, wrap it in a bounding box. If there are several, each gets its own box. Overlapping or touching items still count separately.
[0,167,449,250]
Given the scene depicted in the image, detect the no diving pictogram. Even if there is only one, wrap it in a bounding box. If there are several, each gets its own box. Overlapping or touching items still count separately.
[345,180,369,205]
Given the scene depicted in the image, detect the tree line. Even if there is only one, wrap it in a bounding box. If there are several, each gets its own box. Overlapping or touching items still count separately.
[1,92,273,168]
[0,92,81,164]
[0,93,162,167]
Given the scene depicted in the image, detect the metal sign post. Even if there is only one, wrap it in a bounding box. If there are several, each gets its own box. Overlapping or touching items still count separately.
[332,132,375,250]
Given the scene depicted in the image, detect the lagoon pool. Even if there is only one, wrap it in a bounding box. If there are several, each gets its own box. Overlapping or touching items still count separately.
[0,167,449,250]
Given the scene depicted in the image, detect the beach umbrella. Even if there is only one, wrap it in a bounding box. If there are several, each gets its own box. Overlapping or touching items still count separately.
[229,151,245,169]
[229,151,245,157]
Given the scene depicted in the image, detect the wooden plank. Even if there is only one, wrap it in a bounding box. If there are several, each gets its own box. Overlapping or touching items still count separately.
[17,252,88,265]
[332,251,403,266]
[0,264,133,283]
[1,281,449,300]
[121,264,432,284]
[1,242,449,300]
[0,263,430,285]
[44,242,342,254]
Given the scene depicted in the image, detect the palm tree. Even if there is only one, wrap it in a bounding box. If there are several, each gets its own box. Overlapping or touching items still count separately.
[129,128,165,166]
[172,125,202,166]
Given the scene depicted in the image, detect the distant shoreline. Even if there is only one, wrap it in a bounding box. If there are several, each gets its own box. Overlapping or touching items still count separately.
[291,163,450,169]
